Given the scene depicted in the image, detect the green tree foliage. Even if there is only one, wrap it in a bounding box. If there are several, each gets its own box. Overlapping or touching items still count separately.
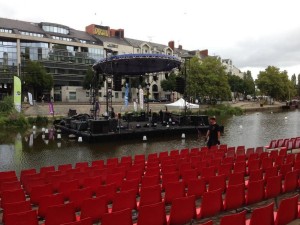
[227,74,244,96]
[82,67,95,90]
[161,72,176,91]
[0,96,14,114]
[187,56,231,101]
[256,66,296,100]
[243,70,255,95]
[291,74,296,86]
[24,60,53,99]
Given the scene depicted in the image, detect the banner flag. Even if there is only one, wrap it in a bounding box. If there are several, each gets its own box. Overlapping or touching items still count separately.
[49,102,54,115]
[13,76,22,112]
[124,83,129,107]
[139,88,144,110]
[28,92,33,105]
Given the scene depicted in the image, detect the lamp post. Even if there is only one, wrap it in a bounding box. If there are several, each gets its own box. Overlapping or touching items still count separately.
[181,53,193,121]
[146,83,150,119]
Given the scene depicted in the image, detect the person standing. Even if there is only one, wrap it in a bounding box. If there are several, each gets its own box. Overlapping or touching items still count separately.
[205,117,221,149]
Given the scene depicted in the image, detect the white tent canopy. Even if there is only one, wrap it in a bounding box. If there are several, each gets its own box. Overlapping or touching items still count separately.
[165,98,199,109]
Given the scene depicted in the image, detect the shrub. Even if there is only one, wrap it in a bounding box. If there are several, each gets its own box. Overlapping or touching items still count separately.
[0,96,14,113]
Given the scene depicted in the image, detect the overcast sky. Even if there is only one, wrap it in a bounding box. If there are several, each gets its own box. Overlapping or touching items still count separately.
[1,0,300,79]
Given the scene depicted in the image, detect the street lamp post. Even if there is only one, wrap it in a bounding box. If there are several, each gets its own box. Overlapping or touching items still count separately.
[146,83,150,119]
[181,53,193,122]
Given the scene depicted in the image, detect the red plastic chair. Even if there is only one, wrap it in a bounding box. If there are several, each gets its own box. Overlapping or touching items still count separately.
[57,179,80,200]
[80,196,108,223]
[5,209,38,225]
[246,202,274,225]
[247,159,261,174]
[164,181,185,204]
[112,189,137,212]
[106,172,124,188]
[0,170,17,180]
[61,217,93,225]
[58,164,72,171]
[182,169,198,186]
[218,163,232,177]
[265,175,282,200]
[279,163,292,177]
[91,160,105,168]
[141,175,160,188]
[0,181,21,197]
[106,157,119,167]
[282,170,298,193]
[137,202,166,225]
[82,176,103,191]
[228,172,245,186]
[69,187,93,211]
[246,148,255,159]
[40,166,55,176]
[44,203,76,225]
[30,183,53,205]
[220,210,246,225]
[20,168,36,185]
[95,183,117,204]
[274,194,299,225]
[167,195,196,225]
[161,171,179,189]
[233,162,246,175]
[1,189,26,207]
[2,200,31,223]
[187,178,206,199]
[264,166,278,180]
[201,166,216,182]
[126,169,143,182]
[139,184,162,208]
[135,154,146,163]
[208,174,226,192]
[224,183,245,210]
[262,157,273,170]
[120,178,140,194]
[102,208,133,225]
[246,179,264,205]
[75,162,89,170]
[38,193,65,218]
[198,189,223,219]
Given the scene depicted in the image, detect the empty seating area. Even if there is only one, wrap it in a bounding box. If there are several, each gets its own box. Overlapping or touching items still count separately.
[1,144,300,224]
[265,136,300,151]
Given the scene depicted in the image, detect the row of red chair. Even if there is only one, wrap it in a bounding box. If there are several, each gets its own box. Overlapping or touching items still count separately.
[266,136,300,150]
[5,193,299,225]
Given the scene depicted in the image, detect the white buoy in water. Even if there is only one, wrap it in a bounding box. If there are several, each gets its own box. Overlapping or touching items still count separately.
[45,140,49,145]
[57,142,61,148]
[285,116,288,120]
[143,136,147,141]
[42,127,45,132]
[42,134,45,139]
[45,129,49,134]
[78,137,83,142]
[271,111,273,114]
[181,133,186,139]
[57,134,61,139]
[33,131,36,135]
[239,125,243,129]
[166,125,169,128]
[33,125,36,130]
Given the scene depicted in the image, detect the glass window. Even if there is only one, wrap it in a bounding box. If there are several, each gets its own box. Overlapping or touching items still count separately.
[69,92,76,100]
[99,92,102,97]
[115,92,119,99]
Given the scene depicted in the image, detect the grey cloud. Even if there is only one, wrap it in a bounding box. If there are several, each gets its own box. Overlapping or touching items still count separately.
[219,28,300,69]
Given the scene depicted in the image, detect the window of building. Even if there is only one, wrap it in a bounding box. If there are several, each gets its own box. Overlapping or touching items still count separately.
[0,28,12,33]
[115,92,119,99]
[51,36,72,42]
[69,92,76,100]
[99,92,102,97]
[122,92,125,98]
[80,40,87,44]
[20,31,43,38]
[86,91,89,97]
[42,25,69,35]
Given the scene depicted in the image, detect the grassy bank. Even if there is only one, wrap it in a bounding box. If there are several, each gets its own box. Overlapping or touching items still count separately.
[200,104,244,116]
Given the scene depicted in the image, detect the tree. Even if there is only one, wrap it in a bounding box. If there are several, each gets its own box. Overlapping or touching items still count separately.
[256,66,296,101]
[227,74,244,98]
[82,67,95,90]
[23,60,53,99]
[243,70,255,96]
[160,71,176,92]
[291,74,296,86]
[187,56,231,101]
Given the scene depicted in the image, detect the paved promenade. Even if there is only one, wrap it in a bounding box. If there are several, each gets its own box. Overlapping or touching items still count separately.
[22,101,284,117]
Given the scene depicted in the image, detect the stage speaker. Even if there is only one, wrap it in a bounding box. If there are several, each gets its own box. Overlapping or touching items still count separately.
[89,120,110,134]
[113,75,122,91]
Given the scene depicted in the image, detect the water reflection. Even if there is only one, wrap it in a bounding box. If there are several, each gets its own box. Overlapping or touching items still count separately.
[0,110,299,174]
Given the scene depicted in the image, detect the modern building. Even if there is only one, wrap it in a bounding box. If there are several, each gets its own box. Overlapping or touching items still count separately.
[222,59,244,78]
[0,17,230,104]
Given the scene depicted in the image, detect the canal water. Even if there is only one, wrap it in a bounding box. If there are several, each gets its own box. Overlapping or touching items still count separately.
[0,110,299,174]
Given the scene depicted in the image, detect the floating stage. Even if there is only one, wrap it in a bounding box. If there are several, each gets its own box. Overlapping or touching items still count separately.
[54,115,210,142]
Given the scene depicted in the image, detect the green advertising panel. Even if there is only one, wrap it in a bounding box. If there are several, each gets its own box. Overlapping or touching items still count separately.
[14,76,22,113]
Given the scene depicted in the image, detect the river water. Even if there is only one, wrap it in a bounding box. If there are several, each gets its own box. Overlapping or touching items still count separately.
[0,110,299,174]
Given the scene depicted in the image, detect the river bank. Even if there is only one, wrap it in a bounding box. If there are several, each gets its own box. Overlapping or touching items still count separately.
[22,101,284,117]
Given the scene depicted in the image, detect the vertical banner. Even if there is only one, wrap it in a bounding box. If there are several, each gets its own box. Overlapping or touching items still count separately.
[124,83,129,107]
[139,88,144,110]
[49,102,54,116]
[28,92,33,105]
[13,76,22,113]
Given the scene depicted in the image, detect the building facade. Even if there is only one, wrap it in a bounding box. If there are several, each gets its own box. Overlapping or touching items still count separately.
[0,17,239,104]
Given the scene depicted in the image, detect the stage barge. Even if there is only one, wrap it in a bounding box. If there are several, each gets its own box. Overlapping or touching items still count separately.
[54,114,210,142]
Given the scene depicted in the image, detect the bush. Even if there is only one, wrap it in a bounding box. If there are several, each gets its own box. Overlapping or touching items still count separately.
[1,111,29,128]
[0,96,14,113]
[27,116,49,126]
[203,104,243,116]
